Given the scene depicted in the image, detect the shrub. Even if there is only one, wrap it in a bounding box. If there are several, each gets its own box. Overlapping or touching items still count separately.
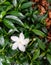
[0,0,51,65]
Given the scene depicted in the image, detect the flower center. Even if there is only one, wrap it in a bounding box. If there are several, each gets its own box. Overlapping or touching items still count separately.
[19,40,22,44]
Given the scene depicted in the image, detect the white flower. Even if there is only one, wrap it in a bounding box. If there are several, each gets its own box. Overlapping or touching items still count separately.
[11,32,29,52]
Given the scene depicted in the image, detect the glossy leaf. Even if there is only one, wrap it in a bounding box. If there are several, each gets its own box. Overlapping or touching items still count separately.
[33,49,40,60]
[21,2,33,9]
[38,39,46,50]
[47,54,51,64]
[3,19,18,31]
[5,15,24,26]
[32,29,46,37]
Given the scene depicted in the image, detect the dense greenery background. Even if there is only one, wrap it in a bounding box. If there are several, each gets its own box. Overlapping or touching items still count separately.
[0,0,51,65]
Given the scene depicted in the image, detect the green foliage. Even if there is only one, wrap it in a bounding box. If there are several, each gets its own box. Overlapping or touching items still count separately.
[21,2,33,9]
[38,39,46,50]
[0,0,51,65]
[32,29,46,37]
[47,54,51,64]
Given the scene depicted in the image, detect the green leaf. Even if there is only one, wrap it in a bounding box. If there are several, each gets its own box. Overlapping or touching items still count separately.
[0,0,6,5]
[41,14,47,22]
[5,15,24,26]
[8,11,25,19]
[33,49,40,60]
[1,11,6,18]
[32,29,46,37]
[33,14,38,21]
[21,2,33,9]
[12,0,17,7]
[19,0,25,3]
[39,52,46,58]
[6,5,13,12]
[47,0,51,3]
[0,11,6,20]
[15,12,25,19]
[3,1,11,5]
[0,36,4,45]
[38,39,46,50]
[47,54,51,64]
[3,19,18,31]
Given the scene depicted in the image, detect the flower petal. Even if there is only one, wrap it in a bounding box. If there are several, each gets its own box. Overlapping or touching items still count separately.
[23,38,29,45]
[19,32,24,40]
[12,43,18,50]
[18,44,25,52]
[11,36,19,41]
